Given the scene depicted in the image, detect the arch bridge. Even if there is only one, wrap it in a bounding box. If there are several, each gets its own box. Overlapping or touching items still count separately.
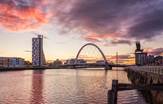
[66,43,112,70]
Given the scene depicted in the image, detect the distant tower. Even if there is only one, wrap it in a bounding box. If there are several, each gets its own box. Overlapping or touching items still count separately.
[135,41,147,66]
[136,41,140,51]
[32,35,46,67]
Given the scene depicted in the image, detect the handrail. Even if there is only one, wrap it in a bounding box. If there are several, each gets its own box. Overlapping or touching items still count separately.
[128,66,163,75]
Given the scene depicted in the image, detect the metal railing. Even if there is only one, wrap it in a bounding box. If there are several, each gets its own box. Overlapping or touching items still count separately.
[128,66,163,75]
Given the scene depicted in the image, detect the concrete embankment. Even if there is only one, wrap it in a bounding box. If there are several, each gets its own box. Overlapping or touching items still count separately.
[126,66,163,104]
[0,67,48,72]
[0,66,65,72]
[126,66,163,84]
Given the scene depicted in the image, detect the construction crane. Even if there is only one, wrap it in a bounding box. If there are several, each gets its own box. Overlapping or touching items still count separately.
[32,32,48,39]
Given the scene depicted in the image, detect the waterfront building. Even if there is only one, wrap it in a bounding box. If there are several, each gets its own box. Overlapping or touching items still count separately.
[135,41,147,66]
[96,60,106,65]
[32,35,46,67]
[0,57,25,68]
[0,57,9,67]
[49,59,63,68]
[135,52,147,66]
[53,59,62,65]
[147,55,155,65]
[154,56,163,65]
[64,59,86,65]
[9,58,25,67]
[135,41,163,66]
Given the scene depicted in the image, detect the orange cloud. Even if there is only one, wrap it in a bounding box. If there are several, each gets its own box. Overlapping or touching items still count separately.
[106,54,135,65]
[81,33,132,46]
[0,1,51,31]
[76,54,135,65]
[144,48,163,56]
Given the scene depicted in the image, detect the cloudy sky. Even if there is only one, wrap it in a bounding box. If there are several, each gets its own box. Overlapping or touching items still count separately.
[0,0,163,64]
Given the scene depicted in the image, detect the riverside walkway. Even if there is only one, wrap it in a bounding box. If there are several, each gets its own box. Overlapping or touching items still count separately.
[108,66,163,104]
[126,66,163,84]
[108,80,148,104]
[118,90,147,104]
[127,66,163,75]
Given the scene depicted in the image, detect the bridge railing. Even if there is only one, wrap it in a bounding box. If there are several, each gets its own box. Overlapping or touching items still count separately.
[128,66,163,75]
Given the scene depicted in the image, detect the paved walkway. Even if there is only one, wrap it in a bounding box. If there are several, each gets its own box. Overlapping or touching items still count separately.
[117,90,148,104]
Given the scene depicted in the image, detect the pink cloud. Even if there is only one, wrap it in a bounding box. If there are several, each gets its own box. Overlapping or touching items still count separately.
[145,48,163,55]
[0,0,52,31]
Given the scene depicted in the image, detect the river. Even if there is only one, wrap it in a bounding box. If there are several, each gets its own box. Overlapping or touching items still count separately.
[0,68,144,104]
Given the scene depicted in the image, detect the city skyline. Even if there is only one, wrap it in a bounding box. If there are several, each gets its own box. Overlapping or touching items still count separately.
[0,1,163,104]
[0,0,163,64]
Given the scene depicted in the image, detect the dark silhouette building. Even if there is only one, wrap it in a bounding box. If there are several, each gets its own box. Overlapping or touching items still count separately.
[135,41,147,66]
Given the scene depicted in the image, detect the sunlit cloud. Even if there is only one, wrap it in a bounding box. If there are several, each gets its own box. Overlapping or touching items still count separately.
[144,48,163,56]
[1,0,163,41]
[110,39,132,45]
[106,54,135,65]
[82,33,115,42]
[0,0,52,31]
[78,54,135,65]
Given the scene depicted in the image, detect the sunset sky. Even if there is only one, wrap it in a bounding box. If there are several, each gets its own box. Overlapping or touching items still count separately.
[0,0,163,64]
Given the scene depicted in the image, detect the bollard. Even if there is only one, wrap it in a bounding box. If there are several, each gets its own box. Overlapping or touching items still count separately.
[112,80,118,104]
[108,90,113,104]
[108,80,118,104]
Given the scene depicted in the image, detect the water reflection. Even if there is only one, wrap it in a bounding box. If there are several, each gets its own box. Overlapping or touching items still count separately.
[30,70,44,104]
[0,68,131,104]
[74,69,108,104]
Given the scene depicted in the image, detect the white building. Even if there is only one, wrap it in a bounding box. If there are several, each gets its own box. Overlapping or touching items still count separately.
[32,35,46,67]
[96,60,106,65]
[64,59,86,65]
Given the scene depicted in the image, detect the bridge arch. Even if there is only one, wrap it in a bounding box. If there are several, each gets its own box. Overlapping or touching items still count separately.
[75,43,109,69]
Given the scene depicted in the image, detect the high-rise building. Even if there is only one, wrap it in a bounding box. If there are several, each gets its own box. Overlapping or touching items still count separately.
[32,35,46,67]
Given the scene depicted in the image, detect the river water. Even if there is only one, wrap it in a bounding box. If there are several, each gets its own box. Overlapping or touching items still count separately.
[0,68,144,104]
